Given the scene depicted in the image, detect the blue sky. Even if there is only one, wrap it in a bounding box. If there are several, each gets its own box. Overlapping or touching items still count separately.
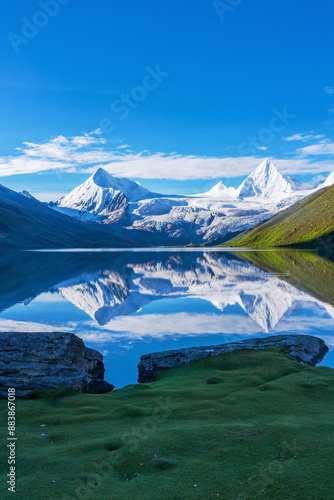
[1,0,334,199]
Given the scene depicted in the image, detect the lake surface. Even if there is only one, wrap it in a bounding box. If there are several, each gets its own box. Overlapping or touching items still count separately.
[0,249,333,388]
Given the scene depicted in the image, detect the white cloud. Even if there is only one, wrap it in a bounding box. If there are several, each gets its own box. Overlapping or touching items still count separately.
[72,135,102,147]
[297,140,334,157]
[0,156,72,177]
[0,130,334,181]
[100,155,334,178]
[78,313,262,342]
[73,311,334,344]
[283,133,325,142]
[0,131,118,178]
[96,153,266,180]
[324,86,334,95]
[284,133,312,142]
[0,319,71,333]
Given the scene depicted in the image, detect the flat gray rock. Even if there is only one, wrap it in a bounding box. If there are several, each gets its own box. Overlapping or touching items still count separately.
[0,332,114,397]
[138,335,329,382]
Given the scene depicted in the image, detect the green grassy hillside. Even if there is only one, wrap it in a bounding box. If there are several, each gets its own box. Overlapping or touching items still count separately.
[224,185,334,250]
[1,349,333,499]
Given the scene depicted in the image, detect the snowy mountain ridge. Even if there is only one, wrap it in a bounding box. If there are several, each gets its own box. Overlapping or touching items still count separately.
[56,168,152,223]
[51,159,334,244]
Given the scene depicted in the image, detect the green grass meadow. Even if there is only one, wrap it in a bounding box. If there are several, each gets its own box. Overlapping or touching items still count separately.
[1,349,334,499]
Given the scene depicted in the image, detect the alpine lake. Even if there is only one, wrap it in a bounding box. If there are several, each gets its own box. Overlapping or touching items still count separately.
[1,247,333,389]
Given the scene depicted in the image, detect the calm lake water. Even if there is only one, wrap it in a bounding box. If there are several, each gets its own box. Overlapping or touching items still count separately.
[1,249,333,388]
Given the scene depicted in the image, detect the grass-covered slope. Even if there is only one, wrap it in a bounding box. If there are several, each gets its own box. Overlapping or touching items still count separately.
[224,185,334,249]
[0,184,133,249]
[1,349,333,499]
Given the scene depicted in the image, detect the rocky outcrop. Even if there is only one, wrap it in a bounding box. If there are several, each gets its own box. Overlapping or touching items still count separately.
[0,332,114,397]
[138,335,329,382]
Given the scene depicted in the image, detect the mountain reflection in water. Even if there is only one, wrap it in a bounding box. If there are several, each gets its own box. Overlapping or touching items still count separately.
[0,249,333,387]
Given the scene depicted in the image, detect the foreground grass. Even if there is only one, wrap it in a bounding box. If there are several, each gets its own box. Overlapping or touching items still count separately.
[1,349,334,500]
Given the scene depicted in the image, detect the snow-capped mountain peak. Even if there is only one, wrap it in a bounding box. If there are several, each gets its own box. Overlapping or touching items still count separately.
[56,168,127,223]
[204,180,229,197]
[237,159,292,199]
[212,180,227,191]
[91,167,115,188]
[89,167,152,200]
[55,167,153,223]
[322,171,334,188]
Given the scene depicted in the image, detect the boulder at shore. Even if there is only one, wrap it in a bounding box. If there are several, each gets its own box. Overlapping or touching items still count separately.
[0,332,114,397]
[138,335,329,383]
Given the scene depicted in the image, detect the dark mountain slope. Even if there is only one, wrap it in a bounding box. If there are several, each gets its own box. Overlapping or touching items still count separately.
[0,184,134,249]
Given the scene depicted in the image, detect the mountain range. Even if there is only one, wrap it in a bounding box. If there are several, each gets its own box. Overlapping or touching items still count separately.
[0,183,134,249]
[0,159,333,248]
[52,159,333,245]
